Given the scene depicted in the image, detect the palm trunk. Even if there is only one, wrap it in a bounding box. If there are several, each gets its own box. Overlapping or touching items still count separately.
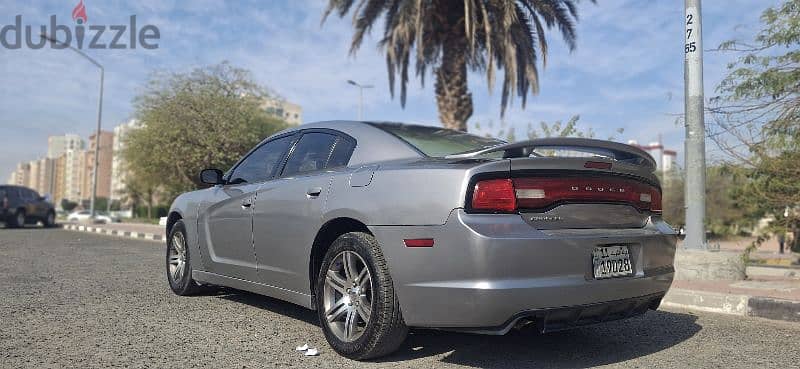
[435,36,473,132]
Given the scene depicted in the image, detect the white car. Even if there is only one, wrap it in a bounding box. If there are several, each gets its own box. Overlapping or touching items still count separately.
[67,210,117,224]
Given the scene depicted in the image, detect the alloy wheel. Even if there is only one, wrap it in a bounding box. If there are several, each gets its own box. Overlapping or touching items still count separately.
[168,231,187,283]
[323,250,374,342]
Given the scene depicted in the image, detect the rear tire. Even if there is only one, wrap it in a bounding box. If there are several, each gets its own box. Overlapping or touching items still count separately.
[315,232,408,360]
[9,209,25,228]
[166,220,205,295]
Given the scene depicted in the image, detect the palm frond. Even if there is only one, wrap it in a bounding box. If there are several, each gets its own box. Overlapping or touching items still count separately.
[324,0,588,120]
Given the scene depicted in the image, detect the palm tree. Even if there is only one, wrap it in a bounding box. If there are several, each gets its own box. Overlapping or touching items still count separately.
[323,0,591,131]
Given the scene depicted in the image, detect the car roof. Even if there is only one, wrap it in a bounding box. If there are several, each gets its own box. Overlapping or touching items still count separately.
[0,185,33,192]
[269,120,426,166]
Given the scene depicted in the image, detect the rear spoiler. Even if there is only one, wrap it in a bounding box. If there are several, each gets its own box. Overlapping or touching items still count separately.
[445,137,657,170]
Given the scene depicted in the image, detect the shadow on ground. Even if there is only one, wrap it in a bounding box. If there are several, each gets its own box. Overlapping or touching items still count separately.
[212,290,701,368]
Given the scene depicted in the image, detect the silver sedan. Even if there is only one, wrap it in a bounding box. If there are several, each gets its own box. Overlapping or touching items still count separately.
[166,121,677,359]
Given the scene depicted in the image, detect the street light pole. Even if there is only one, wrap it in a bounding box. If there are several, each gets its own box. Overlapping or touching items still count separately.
[42,34,104,219]
[347,80,374,121]
[683,0,707,250]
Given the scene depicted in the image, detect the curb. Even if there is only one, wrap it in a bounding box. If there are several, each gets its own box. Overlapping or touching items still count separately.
[663,288,800,323]
[60,223,163,243]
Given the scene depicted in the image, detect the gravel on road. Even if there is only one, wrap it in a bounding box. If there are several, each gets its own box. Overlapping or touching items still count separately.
[1,228,799,368]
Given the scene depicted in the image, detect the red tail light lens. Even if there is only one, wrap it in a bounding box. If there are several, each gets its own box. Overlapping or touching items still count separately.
[649,187,662,213]
[513,177,661,212]
[471,179,517,212]
[470,176,662,213]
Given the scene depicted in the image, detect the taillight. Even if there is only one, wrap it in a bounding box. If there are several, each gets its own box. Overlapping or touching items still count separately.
[649,187,662,214]
[469,176,661,213]
[471,178,517,212]
[513,177,661,212]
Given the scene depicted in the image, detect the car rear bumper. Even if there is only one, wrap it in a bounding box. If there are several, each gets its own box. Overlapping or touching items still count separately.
[369,209,677,330]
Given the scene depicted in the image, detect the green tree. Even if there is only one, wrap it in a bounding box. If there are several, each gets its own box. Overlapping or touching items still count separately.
[708,0,800,249]
[323,0,592,131]
[60,199,78,212]
[125,62,289,201]
[120,173,160,219]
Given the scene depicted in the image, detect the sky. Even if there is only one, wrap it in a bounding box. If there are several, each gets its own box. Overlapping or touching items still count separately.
[0,0,782,179]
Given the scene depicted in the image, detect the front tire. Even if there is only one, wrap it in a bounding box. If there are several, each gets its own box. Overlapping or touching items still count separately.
[43,211,56,228]
[315,232,408,360]
[166,220,204,295]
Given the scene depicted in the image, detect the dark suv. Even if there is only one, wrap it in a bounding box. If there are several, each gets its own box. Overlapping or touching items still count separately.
[1,185,56,228]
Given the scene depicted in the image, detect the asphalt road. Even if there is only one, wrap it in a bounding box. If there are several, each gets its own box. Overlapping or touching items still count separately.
[2,228,799,369]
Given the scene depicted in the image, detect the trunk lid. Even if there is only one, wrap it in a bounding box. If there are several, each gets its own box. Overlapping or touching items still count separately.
[459,138,661,230]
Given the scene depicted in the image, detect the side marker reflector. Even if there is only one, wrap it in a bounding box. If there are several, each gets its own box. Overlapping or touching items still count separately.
[404,238,434,247]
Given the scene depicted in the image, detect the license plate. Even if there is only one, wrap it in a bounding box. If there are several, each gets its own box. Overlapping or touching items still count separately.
[592,245,633,279]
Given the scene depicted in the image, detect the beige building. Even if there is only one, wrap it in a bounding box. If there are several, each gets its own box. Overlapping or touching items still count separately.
[83,131,114,200]
[261,97,303,125]
[28,160,41,191]
[46,134,85,205]
[8,162,30,186]
[53,155,66,205]
[63,149,86,202]
[111,120,141,202]
[26,158,56,197]
[47,134,84,159]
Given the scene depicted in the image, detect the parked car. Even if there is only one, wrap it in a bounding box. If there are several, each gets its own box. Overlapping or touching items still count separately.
[67,210,118,224]
[1,185,56,228]
[166,121,677,359]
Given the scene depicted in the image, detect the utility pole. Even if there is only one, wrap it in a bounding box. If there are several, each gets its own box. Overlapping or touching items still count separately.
[41,33,104,219]
[683,0,707,250]
[347,80,373,121]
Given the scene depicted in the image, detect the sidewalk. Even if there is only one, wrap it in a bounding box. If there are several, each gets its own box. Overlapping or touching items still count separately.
[663,259,800,323]
[61,222,165,242]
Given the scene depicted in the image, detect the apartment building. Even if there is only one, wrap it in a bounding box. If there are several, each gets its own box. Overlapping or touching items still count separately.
[83,131,114,200]
[261,97,303,125]
[111,120,141,202]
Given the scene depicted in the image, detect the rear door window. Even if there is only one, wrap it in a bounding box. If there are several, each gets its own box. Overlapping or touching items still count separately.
[282,133,338,176]
[20,189,34,200]
[328,138,356,168]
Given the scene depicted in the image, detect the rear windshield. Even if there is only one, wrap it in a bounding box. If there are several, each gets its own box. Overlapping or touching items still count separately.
[371,123,505,157]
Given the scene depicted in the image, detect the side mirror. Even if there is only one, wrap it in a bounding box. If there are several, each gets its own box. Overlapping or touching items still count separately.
[200,169,225,185]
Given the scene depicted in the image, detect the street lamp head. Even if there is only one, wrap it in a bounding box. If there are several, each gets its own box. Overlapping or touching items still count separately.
[347,80,358,86]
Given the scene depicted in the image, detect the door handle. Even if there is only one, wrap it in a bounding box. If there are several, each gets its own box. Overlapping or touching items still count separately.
[306,187,323,198]
[241,199,252,209]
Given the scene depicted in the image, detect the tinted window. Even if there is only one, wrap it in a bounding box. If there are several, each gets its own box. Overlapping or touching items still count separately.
[328,138,355,168]
[20,189,36,200]
[3,188,18,199]
[282,133,337,176]
[229,135,295,184]
[371,123,505,157]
